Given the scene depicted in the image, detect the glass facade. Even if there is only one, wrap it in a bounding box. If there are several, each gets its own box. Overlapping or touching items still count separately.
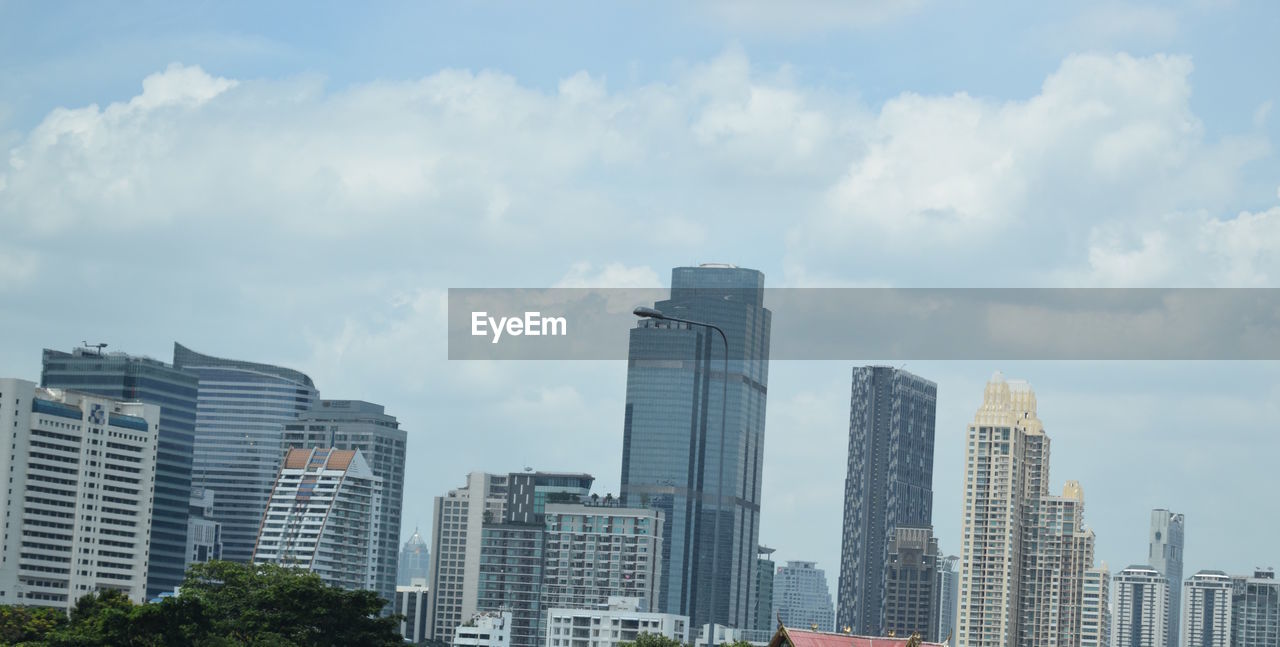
[1231,569,1280,647]
[837,366,937,636]
[620,264,771,630]
[40,347,198,599]
[282,399,406,609]
[399,528,430,585]
[172,342,318,563]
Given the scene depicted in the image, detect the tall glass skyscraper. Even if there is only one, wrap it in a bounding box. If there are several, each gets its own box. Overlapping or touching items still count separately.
[40,346,198,599]
[620,264,771,631]
[172,343,318,563]
[837,366,937,636]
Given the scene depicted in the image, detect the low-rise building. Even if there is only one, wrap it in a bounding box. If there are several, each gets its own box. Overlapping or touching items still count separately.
[546,597,689,647]
[396,577,430,643]
[456,611,513,647]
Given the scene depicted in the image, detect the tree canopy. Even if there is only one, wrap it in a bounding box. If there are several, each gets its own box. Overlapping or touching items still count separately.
[0,561,404,646]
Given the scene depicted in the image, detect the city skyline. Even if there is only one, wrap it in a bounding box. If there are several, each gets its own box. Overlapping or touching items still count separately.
[4,0,1280,620]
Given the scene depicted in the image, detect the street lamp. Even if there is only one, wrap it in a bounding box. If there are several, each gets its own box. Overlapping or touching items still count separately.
[633,305,729,647]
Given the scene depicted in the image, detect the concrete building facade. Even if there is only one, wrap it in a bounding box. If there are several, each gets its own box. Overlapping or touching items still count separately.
[773,561,835,633]
[396,577,431,643]
[955,374,1099,647]
[1081,565,1111,647]
[1114,565,1170,647]
[1183,570,1233,647]
[546,597,691,647]
[252,447,382,592]
[1150,509,1186,647]
[0,379,159,608]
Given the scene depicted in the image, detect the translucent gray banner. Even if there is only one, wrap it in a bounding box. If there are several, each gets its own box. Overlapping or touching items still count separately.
[447,288,1280,360]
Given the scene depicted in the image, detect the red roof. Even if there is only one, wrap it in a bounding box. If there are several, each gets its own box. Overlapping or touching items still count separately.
[771,627,946,647]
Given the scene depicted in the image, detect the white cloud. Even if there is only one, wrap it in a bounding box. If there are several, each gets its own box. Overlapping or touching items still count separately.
[554,262,662,289]
[787,52,1272,286]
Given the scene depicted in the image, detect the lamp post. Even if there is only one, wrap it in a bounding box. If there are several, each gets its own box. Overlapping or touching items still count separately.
[633,305,729,647]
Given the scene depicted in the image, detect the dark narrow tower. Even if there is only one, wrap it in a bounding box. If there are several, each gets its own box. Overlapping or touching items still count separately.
[837,366,937,636]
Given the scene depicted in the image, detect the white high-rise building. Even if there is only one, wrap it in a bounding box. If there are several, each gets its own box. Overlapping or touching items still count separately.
[541,503,663,612]
[935,555,960,643]
[429,472,511,643]
[546,597,691,647]
[956,373,1099,647]
[0,379,159,609]
[396,577,430,643]
[1081,564,1111,647]
[1183,570,1233,647]
[1114,565,1169,647]
[252,447,383,592]
[773,561,835,632]
[1150,510,1185,647]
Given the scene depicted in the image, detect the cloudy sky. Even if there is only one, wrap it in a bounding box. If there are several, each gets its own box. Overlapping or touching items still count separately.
[3,0,1280,600]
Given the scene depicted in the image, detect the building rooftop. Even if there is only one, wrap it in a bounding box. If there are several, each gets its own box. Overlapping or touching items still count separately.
[769,626,946,647]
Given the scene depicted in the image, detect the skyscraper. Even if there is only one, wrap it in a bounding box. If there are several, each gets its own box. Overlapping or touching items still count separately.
[399,528,430,585]
[172,343,319,563]
[0,379,159,608]
[282,399,407,607]
[252,447,382,591]
[837,366,937,637]
[934,555,960,643]
[955,373,1099,647]
[754,546,777,634]
[1081,564,1111,647]
[1183,570,1233,647]
[41,346,198,598]
[429,472,510,644]
[1114,565,1170,647]
[1230,568,1280,647]
[620,264,771,631]
[1150,509,1185,647]
[773,561,835,632]
[883,526,940,641]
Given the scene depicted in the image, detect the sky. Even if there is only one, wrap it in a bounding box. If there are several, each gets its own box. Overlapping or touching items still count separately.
[3,0,1280,604]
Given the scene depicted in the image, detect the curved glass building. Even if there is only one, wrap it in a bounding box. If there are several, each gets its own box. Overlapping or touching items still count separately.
[173,343,318,563]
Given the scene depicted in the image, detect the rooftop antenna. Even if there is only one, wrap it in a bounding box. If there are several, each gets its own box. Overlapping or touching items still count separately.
[81,341,108,356]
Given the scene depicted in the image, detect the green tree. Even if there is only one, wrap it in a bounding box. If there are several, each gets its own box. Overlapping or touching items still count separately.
[0,604,66,645]
[176,560,404,646]
[618,632,692,647]
[0,560,405,646]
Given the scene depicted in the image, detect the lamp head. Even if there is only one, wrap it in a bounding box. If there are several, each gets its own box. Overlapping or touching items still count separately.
[633,306,666,320]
